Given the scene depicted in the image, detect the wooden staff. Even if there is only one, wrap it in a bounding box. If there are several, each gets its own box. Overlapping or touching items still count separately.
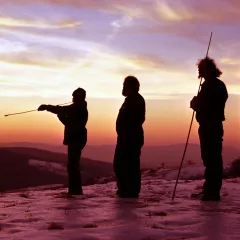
[171,32,213,201]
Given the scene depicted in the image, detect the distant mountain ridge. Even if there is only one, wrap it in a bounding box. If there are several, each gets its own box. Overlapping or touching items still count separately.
[0,147,113,192]
[1,142,239,168]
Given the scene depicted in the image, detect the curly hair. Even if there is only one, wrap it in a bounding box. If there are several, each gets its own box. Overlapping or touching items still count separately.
[197,57,222,78]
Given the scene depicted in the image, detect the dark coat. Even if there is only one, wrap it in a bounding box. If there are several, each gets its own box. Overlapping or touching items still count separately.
[46,101,88,146]
[196,78,228,124]
[116,93,145,144]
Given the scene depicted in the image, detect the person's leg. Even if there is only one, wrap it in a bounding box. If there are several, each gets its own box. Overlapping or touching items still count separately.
[126,145,142,197]
[113,141,126,195]
[208,123,223,197]
[199,123,223,201]
[199,125,211,194]
[67,145,83,194]
[118,137,143,198]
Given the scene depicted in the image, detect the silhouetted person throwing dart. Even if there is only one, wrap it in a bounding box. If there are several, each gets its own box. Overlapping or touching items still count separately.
[114,76,146,198]
[38,88,88,195]
[190,57,228,201]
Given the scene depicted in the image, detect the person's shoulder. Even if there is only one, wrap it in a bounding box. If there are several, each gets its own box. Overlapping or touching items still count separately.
[200,81,207,91]
[136,93,145,104]
[133,93,145,105]
[74,101,87,108]
[216,78,227,89]
[134,93,145,109]
[125,94,144,108]
[217,78,226,84]
[137,93,145,100]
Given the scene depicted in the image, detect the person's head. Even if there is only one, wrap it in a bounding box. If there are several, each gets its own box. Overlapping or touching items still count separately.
[122,75,140,97]
[197,57,222,80]
[72,88,86,103]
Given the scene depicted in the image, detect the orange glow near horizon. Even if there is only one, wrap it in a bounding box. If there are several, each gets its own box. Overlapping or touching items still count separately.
[1,95,239,148]
[0,0,239,148]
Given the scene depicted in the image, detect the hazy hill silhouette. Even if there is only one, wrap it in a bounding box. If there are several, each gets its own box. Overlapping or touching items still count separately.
[0,147,113,192]
[1,142,239,168]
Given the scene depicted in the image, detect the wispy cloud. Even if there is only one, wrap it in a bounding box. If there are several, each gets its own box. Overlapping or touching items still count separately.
[0,39,27,53]
[0,28,98,53]
[0,0,239,99]
[152,0,240,24]
[0,17,83,29]
[1,0,240,25]
[0,53,72,69]
[154,0,193,22]
[220,57,240,66]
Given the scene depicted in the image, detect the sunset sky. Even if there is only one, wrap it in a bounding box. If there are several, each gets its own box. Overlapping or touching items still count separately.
[0,0,239,147]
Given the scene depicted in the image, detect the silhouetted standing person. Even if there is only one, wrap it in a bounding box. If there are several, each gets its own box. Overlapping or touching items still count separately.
[190,57,228,201]
[114,76,146,198]
[38,88,88,195]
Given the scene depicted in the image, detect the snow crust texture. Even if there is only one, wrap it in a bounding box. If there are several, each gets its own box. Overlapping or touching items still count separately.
[0,177,240,240]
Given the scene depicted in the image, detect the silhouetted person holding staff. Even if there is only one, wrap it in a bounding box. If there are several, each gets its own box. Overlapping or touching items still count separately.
[190,57,228,201]
[38,88,88,195]
[114,76,146,198]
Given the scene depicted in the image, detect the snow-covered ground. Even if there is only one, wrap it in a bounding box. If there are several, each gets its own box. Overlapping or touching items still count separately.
[143,163,231,181]
[1,168,240,240]
[28,159,67,176]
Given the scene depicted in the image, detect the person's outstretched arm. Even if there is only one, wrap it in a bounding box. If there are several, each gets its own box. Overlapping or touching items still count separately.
[38,104,72,126]
[38,104,72,115]
[38,103,88,127]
